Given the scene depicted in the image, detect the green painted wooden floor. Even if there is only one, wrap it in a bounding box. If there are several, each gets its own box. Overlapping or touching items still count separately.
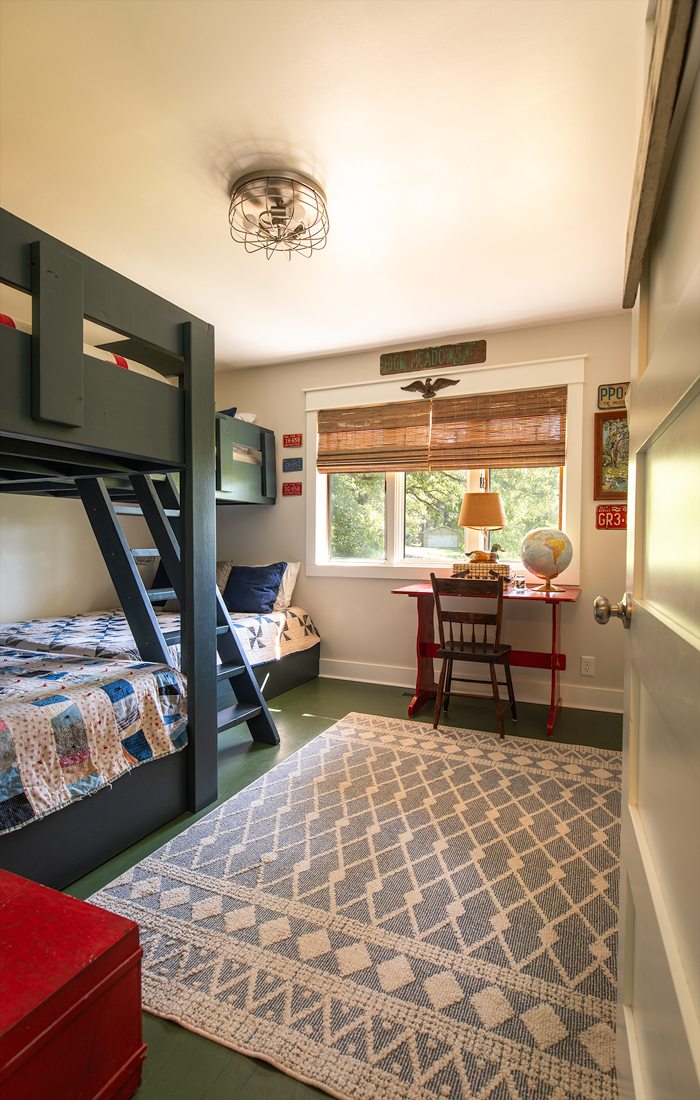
[68,679,622,1100]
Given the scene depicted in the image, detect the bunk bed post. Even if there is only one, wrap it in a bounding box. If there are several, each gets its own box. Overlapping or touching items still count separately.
[181,320,218,812]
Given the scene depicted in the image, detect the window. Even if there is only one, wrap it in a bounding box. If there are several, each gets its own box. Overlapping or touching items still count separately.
[402,466,562,562]
[307,357,584,581]
[328,472,386,560]
[404,469,469,561]
[487,466,562,558]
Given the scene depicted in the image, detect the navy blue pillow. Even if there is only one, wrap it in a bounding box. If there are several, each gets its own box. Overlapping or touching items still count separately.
[223,562,287,615]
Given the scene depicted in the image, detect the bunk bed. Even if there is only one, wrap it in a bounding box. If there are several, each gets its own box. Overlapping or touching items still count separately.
[0,313,321,694]
[0,209,294,888]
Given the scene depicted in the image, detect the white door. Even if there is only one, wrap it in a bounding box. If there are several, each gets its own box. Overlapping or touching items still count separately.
[600,30,700,1099]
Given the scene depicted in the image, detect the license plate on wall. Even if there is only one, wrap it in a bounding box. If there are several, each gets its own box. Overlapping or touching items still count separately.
[596,504,627,529]
[597,383,629,409]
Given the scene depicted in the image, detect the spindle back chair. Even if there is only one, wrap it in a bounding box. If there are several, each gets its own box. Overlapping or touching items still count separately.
[430,574,517,738]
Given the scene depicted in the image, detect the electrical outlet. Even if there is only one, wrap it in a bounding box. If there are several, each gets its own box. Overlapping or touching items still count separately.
[580,656,595,677]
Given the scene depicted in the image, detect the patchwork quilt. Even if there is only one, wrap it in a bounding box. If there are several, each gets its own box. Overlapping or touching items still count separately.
[0,606,320,669]
[0,647,187,834]
[0,609,182,665]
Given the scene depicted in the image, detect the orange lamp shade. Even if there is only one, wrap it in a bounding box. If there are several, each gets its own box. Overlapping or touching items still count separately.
[458,491,506,530]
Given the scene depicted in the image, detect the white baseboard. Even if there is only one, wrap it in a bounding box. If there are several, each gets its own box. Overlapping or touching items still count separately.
[318,658,623,714]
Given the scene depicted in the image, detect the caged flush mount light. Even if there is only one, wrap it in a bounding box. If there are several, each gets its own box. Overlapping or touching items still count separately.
[228,170,329,259]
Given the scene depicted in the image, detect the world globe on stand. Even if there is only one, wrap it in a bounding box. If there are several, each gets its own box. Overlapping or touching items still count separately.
[520,527,573,592]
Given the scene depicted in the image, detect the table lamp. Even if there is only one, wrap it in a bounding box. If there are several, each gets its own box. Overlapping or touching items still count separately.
[458,491,506,552]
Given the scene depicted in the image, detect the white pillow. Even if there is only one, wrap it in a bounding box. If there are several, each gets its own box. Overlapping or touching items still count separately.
[273,561,301,610]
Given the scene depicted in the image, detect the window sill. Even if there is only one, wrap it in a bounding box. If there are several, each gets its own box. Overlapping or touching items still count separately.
[307,559,581,584]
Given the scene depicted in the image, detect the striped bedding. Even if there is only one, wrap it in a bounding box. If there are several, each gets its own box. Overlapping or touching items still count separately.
[0,647,187,834]
[0,606,320,669]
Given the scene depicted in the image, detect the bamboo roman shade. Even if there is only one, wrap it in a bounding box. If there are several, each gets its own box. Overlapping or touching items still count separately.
[317,386,567,473]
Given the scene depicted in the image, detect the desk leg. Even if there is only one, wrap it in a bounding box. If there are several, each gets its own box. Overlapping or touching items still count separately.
[547,602,562,736]
[408,593,438,716]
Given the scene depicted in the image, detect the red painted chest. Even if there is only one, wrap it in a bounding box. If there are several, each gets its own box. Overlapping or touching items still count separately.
[0,869,146,1100]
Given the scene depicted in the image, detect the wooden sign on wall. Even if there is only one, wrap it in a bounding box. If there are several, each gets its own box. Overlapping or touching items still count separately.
[380,339,486,376]
[282,482,302,496]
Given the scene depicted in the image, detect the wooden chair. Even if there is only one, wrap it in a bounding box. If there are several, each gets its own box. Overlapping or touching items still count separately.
[430,574,517,738]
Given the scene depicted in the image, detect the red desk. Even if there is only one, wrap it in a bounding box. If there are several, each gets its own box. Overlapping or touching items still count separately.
[392,583,582,735]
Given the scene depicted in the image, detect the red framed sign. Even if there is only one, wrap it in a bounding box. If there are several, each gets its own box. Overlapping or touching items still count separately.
[283,433,303,448]
[282,482,302,496]
[596,504,627,530]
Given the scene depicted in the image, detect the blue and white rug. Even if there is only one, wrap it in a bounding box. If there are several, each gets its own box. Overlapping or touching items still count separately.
[92,712,621,1100]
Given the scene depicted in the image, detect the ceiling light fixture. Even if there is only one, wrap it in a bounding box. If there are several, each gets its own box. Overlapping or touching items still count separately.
[228,170,329,259]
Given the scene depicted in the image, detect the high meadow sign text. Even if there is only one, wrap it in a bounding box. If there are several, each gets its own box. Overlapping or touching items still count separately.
[380,340,486,375]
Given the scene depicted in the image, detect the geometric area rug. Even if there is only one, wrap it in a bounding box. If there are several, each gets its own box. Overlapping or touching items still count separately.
[91,713,622,1100]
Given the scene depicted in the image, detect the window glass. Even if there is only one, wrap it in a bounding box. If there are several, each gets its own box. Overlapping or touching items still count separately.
[328,473,386,560]
[404,470,469,561]
[487,467,561,558]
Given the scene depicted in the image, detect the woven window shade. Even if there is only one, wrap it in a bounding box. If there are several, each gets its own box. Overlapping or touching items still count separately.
[317,386,567,473]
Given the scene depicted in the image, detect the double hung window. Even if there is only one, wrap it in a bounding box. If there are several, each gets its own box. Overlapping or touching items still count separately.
[318,386,567,565]
[306,356,584,581]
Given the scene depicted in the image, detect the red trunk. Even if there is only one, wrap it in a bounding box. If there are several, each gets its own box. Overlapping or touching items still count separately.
[0,870,146,1100]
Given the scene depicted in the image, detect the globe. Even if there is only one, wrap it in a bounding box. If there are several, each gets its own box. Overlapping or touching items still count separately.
[520,527,573,591]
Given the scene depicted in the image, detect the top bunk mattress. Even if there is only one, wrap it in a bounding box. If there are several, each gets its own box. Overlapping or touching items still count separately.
[0,606,320,669]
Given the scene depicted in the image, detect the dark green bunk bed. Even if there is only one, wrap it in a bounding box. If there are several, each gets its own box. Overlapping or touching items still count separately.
[0,209,282,888]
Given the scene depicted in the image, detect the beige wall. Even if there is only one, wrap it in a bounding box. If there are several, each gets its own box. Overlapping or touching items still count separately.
[216,311,632,712]
[0,495,151,621]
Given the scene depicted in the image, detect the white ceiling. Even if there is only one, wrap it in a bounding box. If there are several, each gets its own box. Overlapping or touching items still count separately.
[0,0,645,370]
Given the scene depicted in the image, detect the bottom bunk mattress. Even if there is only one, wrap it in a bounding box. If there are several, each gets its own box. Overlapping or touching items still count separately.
[0,647,187,835]
[0,606,320,669]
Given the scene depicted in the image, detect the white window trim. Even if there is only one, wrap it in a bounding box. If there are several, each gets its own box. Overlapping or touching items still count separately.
[305,355,584,583]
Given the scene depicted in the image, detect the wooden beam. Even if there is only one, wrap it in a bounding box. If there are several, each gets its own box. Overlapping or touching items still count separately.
[31,240,84,426]
[623,0,695,308]
[180,319,218,813]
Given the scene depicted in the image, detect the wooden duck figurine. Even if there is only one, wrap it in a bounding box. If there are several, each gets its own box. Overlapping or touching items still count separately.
[467,543,504,563]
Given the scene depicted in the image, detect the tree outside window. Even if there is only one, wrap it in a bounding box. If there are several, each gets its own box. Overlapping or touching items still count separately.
[327,467,561,562]
[404,469,469,560]
[328,473,386,560]
[487,467,561,558]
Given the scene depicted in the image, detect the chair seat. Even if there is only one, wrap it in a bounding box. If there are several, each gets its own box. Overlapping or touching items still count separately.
[437,642,511,661]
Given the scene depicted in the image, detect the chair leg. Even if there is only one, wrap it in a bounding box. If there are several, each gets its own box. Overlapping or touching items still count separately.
[443,660,453,711]
[504,657,517,721]
[433,660,448,729]
[489,662,505,739]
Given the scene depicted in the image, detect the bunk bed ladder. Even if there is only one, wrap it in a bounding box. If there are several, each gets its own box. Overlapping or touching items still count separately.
[130,474,280,746]
[77,478,172,665]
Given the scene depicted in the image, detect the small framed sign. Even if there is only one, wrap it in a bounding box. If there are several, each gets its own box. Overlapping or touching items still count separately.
[595,410,629,499]
[282,457,303,473]
[283,433,303,448]
[598,382,629,409]
[282,482,302,496]
[596,504,627,530]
